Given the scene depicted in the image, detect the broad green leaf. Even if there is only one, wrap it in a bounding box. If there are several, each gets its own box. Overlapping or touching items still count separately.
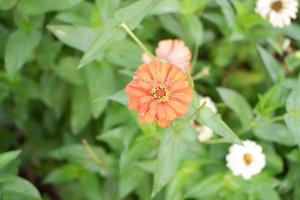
[47,25,97,52]
[151,0,180,15]
[120,135,158,172]
[196,107,241,144]
[286,75,300,113]
[78,0,160,68]
[5,29,41,80]
[71,86,92,134]
[0,0,17,10]
[280,24,300,41]
[105,39,143,69]
[83,62,114,118]
[184,174,223,198]
[254,123,295,146]
[285,51,300,71]
[0,150,21,171]
[97,120,137,151]
[54,57,84,85]
[152,130,185,197]
[255,84,289,117]
[258,188,280,200]
[102,104,131,130]
[113,0,160,28]
[54,2,95,26]
[217,87,253,127]
[18,0,83,15]
[180,0,209,15]
[50,144,112,176]
[257,45,284,82]
[215,0,235,28]
[0,176,42,200]
[119,165,144,198]
[159,15,203,46]
[44,164,80,183]
[95,0,120,23]
[285,75,300,147]
[78,26,125,68]
[285,114,300,148]
[78,170,102,200]
[40,74,69,118]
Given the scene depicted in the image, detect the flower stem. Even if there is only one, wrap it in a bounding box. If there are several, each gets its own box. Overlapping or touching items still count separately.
[82,139,106,166]
[120,22,155,59]
[173,101,206,133]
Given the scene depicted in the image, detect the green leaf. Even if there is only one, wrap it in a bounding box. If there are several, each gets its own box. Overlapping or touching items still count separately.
[83,62,114,118]
[285,114,300,148]
[0,150,21,171]
[78,26,125,68]
[279,24,300,41]
[217,87,253,127]
[95,0,120,23]
[254,84,288,117]
[257,45,284,82]
[152,130,185,197]
[119,165,144,198]
[285,75,300,147]
[105,39,142,69]
[53,57,84,85]
[40,74,69,118]
[184,174,224,198]
[0,0,17,10]
[78,170,102,200]
[215,0,235,28]
[78,0,160,68]
[18,0,83,15]
[71,86,92,134]
[0,176,42,200]
[113,0,159,28]
[5,29,41,80]
[44,164,81,183]
[196,107,241,144]
[159,15,203,46]
[286,75,300,113]
[50,144,111,176]
[180,0,209,15]
[151,0,180,15]
[47,25,97,52]
[254,123,295,146]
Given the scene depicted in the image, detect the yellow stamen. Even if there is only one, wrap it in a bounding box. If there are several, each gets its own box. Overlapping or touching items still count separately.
[150,84,171,103]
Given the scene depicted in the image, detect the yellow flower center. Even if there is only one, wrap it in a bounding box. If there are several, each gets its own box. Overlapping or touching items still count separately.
[271,0,283,12]
[243,153,253,165]
[150,84,171,103]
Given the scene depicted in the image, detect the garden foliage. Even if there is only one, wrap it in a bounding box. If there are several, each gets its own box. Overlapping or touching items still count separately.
[0,0,300,199]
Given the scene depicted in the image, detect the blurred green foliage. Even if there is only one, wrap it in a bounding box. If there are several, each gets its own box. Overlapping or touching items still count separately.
[0,0,300,199]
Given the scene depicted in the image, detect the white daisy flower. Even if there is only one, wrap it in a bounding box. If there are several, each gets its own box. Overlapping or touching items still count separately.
[255,0,298,28]
[226,140,266,180]
[195,97,217,142]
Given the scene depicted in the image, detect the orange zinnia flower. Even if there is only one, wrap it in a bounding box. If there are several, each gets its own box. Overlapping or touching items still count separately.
[142,39,192,72]
[125,60,193,127]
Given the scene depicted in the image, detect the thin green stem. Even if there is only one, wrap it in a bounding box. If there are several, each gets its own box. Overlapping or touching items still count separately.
[173,101,206,133]
[82,139,106,166]
[191,44,200,70]
[120,22,155,59]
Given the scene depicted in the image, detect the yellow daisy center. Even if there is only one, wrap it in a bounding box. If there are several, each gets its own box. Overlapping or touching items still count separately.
[243,153,253,165]
[150,84,171,103]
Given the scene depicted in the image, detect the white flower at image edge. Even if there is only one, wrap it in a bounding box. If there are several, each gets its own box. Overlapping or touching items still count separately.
[255,0,298,28]
[196,97,217,142]
[226,140,266,180]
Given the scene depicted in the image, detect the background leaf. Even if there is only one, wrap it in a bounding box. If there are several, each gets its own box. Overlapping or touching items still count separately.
[5,29,41,79]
